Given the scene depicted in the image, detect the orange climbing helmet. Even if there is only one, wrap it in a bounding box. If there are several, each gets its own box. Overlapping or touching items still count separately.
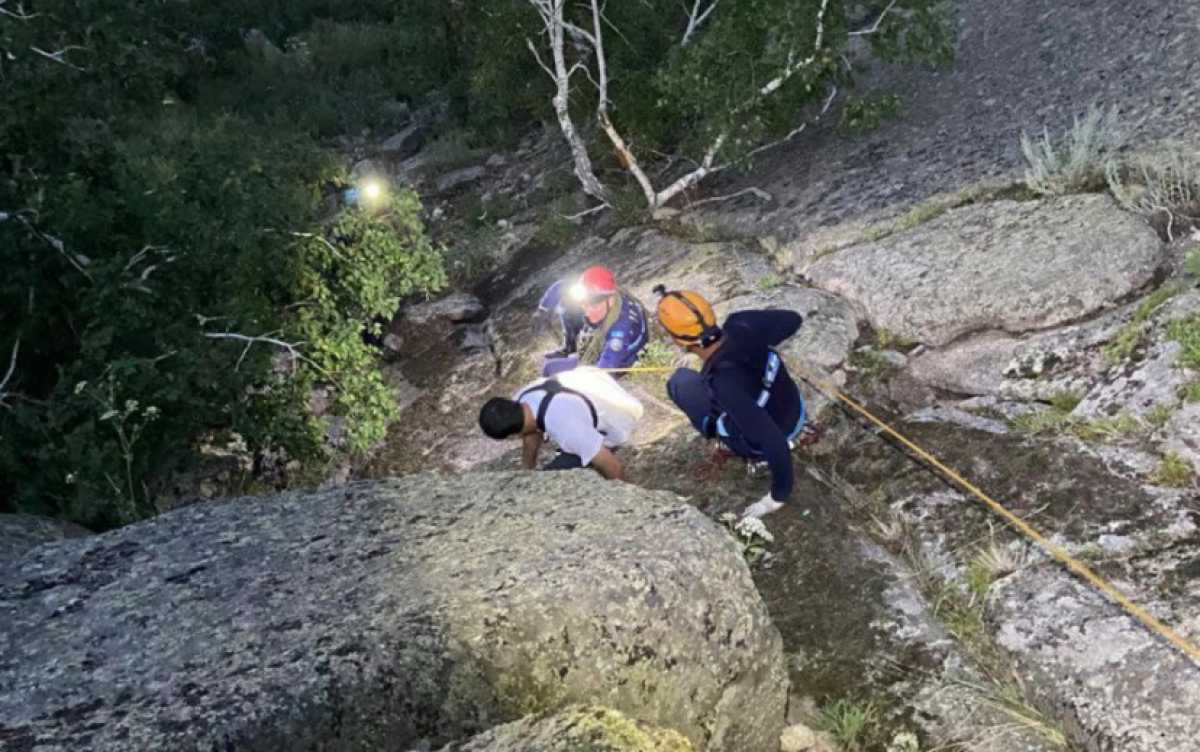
[653,284,721,347]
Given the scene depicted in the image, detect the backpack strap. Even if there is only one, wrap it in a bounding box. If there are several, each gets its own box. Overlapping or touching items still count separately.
[702,349,784,438]
[518,379,599,433]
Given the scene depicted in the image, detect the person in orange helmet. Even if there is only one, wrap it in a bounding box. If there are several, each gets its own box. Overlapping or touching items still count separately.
[654,284,807,519]
[537,265,648,378]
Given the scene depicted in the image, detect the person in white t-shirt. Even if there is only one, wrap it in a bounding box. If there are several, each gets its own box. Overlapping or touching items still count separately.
[478,367,643,480]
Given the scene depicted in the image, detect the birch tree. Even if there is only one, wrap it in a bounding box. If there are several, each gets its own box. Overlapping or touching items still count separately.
[522,0,951,210]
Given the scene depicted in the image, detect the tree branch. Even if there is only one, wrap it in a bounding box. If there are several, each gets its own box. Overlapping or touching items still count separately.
[14,213,93,281]
[0,0,37,20]
[0,338,19,410]
[743,84,838,161]
[849,0,898,36]
[525,37,557,79]
[203,332,306,373]
[30,45,86,71]
[684,187,773,209]
[681,0,719,46]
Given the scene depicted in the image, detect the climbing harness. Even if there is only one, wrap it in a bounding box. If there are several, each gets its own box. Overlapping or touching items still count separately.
[518,379,597,433]
[702,350,807,446]
[599,361,1200,667]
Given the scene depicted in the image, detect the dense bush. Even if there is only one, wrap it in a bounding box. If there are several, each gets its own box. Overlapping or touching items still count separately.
[1,2,445,528]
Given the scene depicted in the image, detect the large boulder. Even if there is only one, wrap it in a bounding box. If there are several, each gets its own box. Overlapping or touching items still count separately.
[436,705,694,751]
[991,566,1200,752]
[381,123,430,159]
[436,166,487,194]
[0,472,787,752]
[404,292,487,326]
[803,195,1163,347]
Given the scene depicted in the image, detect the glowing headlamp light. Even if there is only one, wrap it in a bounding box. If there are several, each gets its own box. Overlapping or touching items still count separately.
[361,179,384,202]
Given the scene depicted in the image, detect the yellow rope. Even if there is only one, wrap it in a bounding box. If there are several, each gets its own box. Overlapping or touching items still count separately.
[800,371,1200,667]
[602,362,1200,664]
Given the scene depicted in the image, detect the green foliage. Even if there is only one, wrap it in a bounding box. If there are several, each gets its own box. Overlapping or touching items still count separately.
[816,699,877,752]
[420,130,491,173]
[1186,247,1200,278]
[1103,284,1178,364]
[758,274,785,292]
[1168,314,1200,370]
[839,94,903,134]
[1145,403,1175,430]
[1011,408,1074,436]
[0,1,444,527]
[455,0,952,195]
[719,513,775,567]
[1011,396,1146,443]
[1048,390,1084,414]
[530,209,579,249]
[636,340,677,369]
[1070,413,1142,443]
[1181,381,1200,403]
[848,348,896,385]
[876,328,917,351]
[1150,452,1195,488]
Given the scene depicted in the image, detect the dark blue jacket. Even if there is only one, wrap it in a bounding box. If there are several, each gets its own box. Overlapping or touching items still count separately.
[704,310,804,501]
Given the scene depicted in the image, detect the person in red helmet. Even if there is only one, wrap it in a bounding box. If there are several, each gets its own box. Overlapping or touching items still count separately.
[538,265,648,378]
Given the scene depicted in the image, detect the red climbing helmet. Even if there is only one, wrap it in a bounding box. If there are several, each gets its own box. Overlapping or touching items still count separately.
[579,265,617,298]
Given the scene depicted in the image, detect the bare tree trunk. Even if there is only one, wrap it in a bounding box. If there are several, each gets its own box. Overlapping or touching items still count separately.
[526,0,608,202]
[529,0,835,212]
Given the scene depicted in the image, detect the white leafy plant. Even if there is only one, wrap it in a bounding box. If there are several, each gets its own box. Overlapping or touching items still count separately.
[719,512,775,565]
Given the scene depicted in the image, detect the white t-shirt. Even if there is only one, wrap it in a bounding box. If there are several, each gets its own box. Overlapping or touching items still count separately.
[515,369,642,466]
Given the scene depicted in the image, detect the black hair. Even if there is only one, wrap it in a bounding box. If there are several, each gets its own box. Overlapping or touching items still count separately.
[479,398,526,439]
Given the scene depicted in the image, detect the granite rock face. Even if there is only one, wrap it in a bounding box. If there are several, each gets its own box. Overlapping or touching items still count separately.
[0,514,91,575]
[434,705,694,752]
[804,195,1162,347]
[0,472,787,752]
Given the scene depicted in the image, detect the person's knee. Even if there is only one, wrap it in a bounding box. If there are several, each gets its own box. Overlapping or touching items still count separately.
[666,368,701,406]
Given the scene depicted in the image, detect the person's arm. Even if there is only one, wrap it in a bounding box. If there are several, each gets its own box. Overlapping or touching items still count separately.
[521,432,543,470]
[593,333,630,370]
[715,374,793,501]
[588,447,626,481]
[724,310,803,349]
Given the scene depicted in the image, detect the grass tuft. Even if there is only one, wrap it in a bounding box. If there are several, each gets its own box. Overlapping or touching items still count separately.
[1150,451,1195,488]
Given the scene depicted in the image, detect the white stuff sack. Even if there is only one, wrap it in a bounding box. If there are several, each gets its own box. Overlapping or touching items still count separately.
[551,367,643,447]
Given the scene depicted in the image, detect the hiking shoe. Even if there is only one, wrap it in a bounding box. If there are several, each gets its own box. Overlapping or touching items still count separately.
[790,423,824,449]
[741,497,785,519]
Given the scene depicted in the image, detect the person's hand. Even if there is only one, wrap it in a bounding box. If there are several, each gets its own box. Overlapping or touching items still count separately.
[741,493,784,519]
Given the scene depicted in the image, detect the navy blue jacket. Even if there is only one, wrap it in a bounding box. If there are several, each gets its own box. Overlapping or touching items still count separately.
[704,310,804,501]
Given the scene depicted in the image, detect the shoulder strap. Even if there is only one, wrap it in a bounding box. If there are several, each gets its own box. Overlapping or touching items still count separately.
[518,380,598,433]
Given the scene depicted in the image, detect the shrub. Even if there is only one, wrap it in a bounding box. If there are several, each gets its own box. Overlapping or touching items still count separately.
[1106,146,1200,241]
[0,4,447,528]
[1020,104,1127,195]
